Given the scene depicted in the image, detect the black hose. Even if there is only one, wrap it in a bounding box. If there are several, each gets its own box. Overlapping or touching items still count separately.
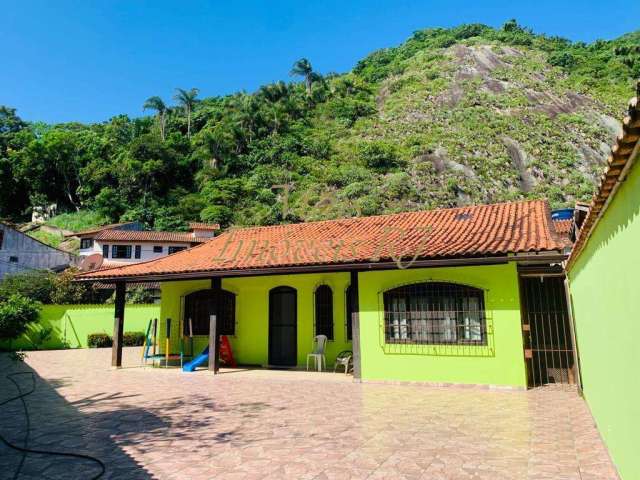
[0,371,106,480]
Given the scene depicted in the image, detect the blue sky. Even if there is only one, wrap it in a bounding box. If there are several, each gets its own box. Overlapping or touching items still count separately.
[3,1,638,124]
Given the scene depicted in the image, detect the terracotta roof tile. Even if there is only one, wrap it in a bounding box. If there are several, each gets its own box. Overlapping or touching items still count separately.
[77,199,564,281]
[94,230,202,243]
[65,222,137,238]
[567,82,640,269]
[188,222,220,231]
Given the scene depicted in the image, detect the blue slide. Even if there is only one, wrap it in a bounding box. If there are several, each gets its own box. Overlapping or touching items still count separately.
[182,346,209,372]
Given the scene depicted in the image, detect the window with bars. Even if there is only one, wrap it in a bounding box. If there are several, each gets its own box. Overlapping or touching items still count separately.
[183,289,236,336]
[383,282,486,345]
[102,244,109,258]
[134,245,142,259]
[345,285,353,341]
[168,246,186,255]
[314,285,333,339]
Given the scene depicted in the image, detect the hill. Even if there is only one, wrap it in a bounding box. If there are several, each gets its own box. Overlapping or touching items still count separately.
[1,21,638,233]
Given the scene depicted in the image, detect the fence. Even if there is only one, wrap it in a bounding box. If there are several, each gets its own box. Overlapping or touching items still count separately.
[1,304,160,351]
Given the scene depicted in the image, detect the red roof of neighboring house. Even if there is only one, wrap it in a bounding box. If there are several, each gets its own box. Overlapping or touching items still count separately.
[66,222,137,238]
[567,83,640,269]
[94,230,202,243]
[76,199,565,281]
[552,219,572,235]
[188,222,221,231]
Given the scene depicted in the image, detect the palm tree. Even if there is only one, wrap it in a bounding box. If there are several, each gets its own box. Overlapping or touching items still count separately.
[174,88,199,138]
[143,96,167,140]
[290,58,320,95]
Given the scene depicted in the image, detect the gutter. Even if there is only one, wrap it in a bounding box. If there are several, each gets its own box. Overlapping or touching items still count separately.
[75,251,567,283]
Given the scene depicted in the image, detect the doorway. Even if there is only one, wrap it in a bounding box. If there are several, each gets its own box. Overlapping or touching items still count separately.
[269,286,297,367]
[519,274,577,387]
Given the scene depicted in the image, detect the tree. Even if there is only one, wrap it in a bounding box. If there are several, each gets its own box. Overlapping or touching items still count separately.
[290,58,320,95]
[0,294,41,342]
[143,96,167,140]
[174,88,199,138]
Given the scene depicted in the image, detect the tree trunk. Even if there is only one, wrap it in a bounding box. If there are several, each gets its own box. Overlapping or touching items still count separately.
[187,107,191,138]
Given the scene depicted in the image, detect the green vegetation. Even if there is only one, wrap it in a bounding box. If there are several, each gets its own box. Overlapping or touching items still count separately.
[0,294,41,343]
[0,270,104,304]
[1,21,638,232]
[45,210,109,232]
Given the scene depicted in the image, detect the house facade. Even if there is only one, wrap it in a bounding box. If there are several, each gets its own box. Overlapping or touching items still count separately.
[0,222,76,279]
[565,87,639,480]
[77,199,571,390]
[72,222,219,266]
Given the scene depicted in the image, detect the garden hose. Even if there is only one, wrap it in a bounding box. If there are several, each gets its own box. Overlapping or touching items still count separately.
[0,371,106,480]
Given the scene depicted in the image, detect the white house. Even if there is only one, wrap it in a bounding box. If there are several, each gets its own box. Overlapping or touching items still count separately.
[71,222,219,267]
[0,222,76,279]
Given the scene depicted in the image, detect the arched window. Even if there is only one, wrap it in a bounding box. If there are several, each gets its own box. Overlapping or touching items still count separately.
[183,289,236,336]
[383,282,485,345]
[314,285,333,339]
[345,285,354,341]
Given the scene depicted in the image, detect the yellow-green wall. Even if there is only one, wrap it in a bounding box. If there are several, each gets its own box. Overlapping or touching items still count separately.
[159,273,353,367]
[0,304,159,350]
[358,263,527,387]
[568,157,640,479]
[159,263,527,387]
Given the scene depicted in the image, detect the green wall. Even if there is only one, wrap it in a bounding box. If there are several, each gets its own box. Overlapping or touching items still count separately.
[159,263,527,387]
[359,263,527,387]
[568,156,640,479]
[1,304,159,350]
[159,273,353,367]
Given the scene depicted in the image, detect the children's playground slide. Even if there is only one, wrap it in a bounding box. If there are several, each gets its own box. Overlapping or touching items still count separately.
[182,346,209,372]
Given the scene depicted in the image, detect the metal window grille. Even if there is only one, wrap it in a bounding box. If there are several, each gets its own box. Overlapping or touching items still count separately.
[102,244,109,258]
[168,246,186,255]
[134,245,142,259]
[383,282,486,345]
[153,246,163,253]
[315,285,334,339]
[183,289,236,336]
[80,238,94,249]
[112,244,131,259]
[345,285,353,341]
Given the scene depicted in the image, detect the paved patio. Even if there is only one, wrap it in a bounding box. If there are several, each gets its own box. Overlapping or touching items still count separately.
[0,348,618,480]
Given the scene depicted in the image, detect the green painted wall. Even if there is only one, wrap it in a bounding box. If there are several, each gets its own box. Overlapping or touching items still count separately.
[0,304,159,350]
[159,263,526,387]
[159,273,353,367]
[568,156,640,479]
[359,263,527,387]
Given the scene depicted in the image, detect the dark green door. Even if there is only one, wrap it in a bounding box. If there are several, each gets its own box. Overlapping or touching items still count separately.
[269,286,297,367]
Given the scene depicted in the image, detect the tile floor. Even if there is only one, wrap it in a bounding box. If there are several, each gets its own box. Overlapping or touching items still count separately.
[0,348,619,479]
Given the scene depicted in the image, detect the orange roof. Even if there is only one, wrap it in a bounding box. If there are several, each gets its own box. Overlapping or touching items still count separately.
[567,83,640,269]
[76,200,564,281]
[188,222,220,231]
[66,222,137,238]
[552,219,573,248]
[94,230,202,243]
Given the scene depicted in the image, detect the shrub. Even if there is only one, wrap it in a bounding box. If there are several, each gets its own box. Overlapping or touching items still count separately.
[87,333,112,348]
[123,332,146,347]
[0,294,41,342]
[357,141,405,172]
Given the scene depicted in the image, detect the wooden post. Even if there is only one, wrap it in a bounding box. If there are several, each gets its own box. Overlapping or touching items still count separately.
[208,314,219,373]
[111,281,126,368]
[350,271,361,380]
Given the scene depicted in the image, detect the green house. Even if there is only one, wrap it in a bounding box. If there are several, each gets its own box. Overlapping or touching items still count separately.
[78,199,573,390]
[565,86,640,480]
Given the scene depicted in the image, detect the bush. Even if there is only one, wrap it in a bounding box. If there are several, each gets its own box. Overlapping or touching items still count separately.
[87,333,112,348]
[123,332,146,347]
[357,141,405,172]
[0,294,41,342]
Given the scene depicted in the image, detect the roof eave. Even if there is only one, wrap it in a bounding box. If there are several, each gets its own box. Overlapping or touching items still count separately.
[75,250,567,283]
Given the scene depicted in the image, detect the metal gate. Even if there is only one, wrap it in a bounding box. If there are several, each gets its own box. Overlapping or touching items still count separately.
[519,274,577,387]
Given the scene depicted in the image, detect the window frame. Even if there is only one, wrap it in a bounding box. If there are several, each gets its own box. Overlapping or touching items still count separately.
[183,289,236,336]
[111,244,132,259]
[314,284,334,340]
[383,282,487,346]
[134,245,142,259]
[80,238,94,250]
[345,285,353,341]
[168,246,186,255]
[153,245,163,253]
[102,244,109,258]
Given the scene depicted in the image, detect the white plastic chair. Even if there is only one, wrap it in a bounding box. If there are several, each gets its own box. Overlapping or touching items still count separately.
[306,335,328,372]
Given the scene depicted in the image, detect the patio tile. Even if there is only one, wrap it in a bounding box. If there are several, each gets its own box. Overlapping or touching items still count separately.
[0,348,621,480]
